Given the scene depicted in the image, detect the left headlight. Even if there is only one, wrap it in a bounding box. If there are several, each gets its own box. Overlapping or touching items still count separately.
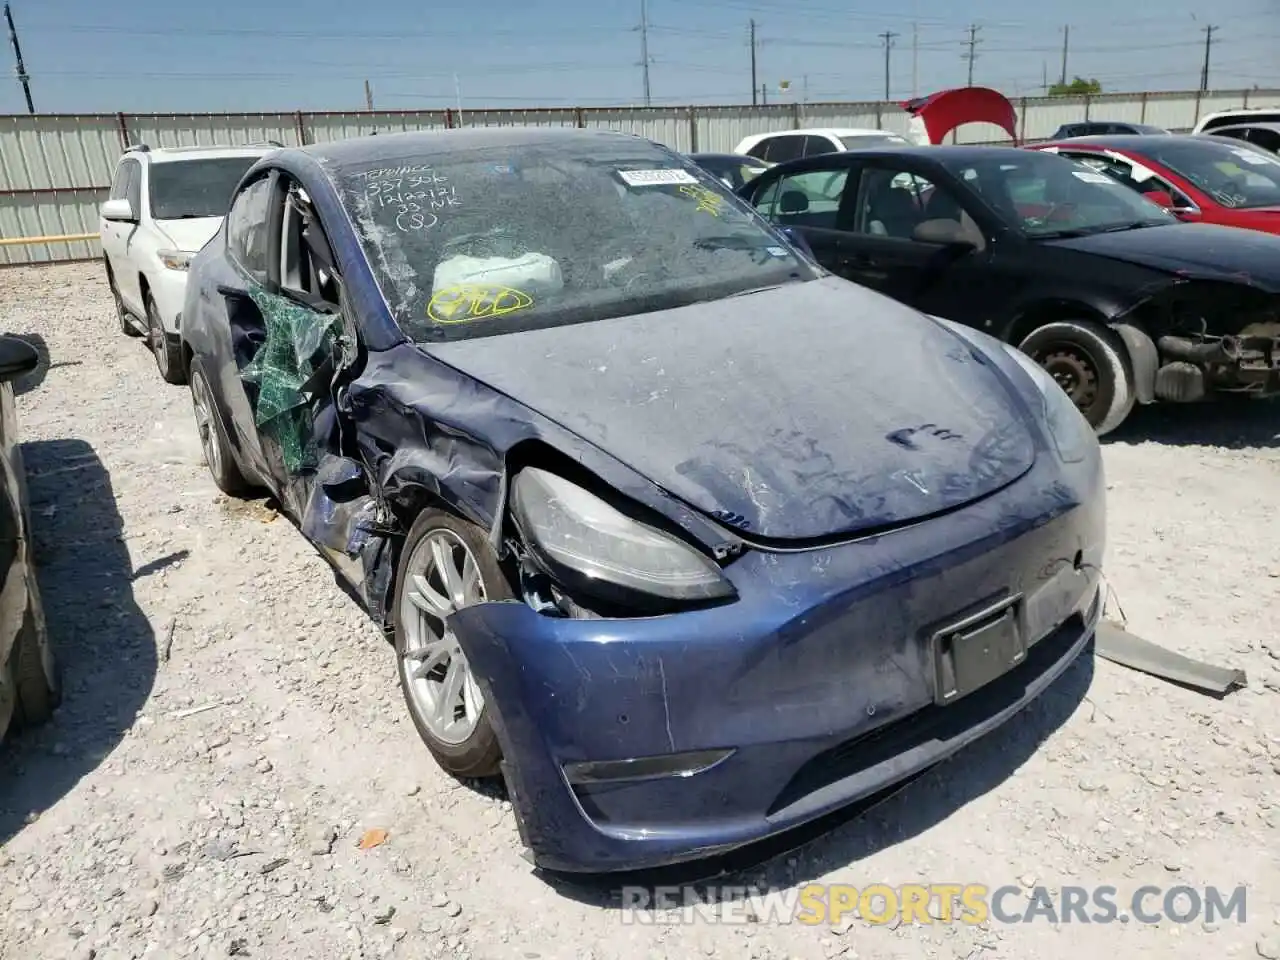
[510,467,736,606]
[157,249,193,271]
[1002,344,1096,464]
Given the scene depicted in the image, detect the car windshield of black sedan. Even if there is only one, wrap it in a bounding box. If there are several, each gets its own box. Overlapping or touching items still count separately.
[330,141,813,342]
[935,151,1177,237]
[1138,138,1280,208]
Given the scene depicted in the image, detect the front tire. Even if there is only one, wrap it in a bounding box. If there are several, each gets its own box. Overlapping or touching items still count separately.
[1019,319,1136,436]
[146,295,186,385]
[393,509,511,779]
[189,361,252,496]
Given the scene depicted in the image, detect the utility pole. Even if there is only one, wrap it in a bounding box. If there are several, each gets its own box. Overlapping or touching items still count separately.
[911,22,919,98]
[639,0,651,107]
[879,30,897,101]
[364,79,374,111]
[761,82,768,105]
[4,3,32,115]
[1059,25,1069,87]
[749,19,758,105]
[802,74,809,103]
[962,23,982,87]
[1200,24,1217,92]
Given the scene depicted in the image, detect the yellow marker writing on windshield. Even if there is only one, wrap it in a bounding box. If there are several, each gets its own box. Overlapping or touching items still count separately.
[678,183,724,216]
[427,284,533,324]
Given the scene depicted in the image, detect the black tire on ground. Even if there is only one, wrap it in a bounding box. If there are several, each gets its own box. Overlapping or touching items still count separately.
[11,584,60,729]
[107,266,141,338]
[189,360,253,497]
[392,509,512,779]
[1018,319,1136,436]
[146,294,187,385]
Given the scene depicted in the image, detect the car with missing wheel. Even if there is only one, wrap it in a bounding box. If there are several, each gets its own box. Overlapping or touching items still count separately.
[739,144,1280,435]
[99,142,276,385]
[179,127,1105,873]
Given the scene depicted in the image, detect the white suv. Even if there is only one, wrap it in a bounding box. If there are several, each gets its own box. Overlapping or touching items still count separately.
[100,143,275,384]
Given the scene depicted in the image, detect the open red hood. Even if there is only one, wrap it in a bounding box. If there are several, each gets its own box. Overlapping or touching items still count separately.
[901,87,1018,145]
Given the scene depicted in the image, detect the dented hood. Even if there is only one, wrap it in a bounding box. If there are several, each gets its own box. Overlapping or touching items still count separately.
[425,277,1038,542]
[1044,222,1280,292]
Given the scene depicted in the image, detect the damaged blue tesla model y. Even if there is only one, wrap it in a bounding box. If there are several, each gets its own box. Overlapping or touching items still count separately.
[179,128,1105,873]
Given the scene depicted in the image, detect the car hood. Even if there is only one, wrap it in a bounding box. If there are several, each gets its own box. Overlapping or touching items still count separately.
[425,276,1037,542]
[154,217,223,253]
[1043,222,1280,292]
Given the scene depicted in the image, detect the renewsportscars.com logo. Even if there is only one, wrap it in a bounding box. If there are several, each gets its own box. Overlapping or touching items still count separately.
[619,883,1248,926]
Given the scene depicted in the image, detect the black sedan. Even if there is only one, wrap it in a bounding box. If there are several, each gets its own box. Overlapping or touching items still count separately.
[686,152,770,190]
[0,335,58,739]
[740,145,1280,435]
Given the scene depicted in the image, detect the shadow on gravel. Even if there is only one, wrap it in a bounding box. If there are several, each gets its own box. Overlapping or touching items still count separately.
[0,439,157,845]
[544,642,1095,907]
[1104,398,1280,449]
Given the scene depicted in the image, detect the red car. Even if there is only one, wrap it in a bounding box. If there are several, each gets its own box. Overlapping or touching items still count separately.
[1031,135,1280,236]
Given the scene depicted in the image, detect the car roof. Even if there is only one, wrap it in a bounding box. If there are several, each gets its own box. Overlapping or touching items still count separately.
[774,144,1035,163]
[688,152,767,163]
[130,144,275,163]
[1208,121,1280,133]
[298,126,645,167]
[734,128,905,151]
[1039,134,1198,149]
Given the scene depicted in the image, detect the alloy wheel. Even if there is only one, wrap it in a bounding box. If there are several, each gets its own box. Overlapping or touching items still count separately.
[399,529,488,745]
[191,372,223,479]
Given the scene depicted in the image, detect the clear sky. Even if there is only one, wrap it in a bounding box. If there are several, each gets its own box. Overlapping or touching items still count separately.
[2,0,1277,114]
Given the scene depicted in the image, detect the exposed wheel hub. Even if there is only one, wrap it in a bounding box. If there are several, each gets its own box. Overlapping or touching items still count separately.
[1041,348,1098,409]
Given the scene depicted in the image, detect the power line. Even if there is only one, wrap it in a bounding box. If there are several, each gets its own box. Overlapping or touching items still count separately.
[1200,24,1218,92]
[879,30,897,100]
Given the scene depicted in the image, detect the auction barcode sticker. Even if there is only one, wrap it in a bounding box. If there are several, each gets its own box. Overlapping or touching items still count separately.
[617,168,700,187]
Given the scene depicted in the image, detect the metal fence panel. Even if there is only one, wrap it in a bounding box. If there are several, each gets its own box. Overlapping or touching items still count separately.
[458,109,578,129]
[580,107,693,151]
[693,105,796,153]
[0,189,102,264]
[304,110,447,144]
[0,114,120,190]
[123,113,299,150]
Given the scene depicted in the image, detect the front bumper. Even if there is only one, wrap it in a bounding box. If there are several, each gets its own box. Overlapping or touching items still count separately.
[450,453,1105,873]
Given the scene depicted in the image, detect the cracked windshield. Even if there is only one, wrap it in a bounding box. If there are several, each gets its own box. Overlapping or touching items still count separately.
[330,140,813,342]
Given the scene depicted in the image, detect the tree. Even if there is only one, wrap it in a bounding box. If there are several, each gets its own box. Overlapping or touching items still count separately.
[1049,76,1103,96]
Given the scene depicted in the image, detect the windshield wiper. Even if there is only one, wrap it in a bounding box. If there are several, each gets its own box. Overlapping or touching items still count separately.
[693,234,775,252]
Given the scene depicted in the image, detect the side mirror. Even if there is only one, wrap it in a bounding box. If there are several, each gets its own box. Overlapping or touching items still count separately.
[912,219,977,250]
[100,198,137,223]
[0,335,40,383]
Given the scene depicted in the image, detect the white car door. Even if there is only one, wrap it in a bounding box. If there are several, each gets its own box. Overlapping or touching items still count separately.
[100,160,133,289]
[101,158,146,315]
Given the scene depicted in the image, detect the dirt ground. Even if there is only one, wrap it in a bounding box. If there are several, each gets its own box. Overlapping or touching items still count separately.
[1,261,1278,960]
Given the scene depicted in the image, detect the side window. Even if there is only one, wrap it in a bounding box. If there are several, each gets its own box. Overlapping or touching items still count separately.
[1068,153,1190,206]
[756,167,848,228]
[124,161,142,214]
[802,135,837,157]
[855,166,985,249]
[763,135,805,164]
[744,139,771,161]
[226,176,275,283]
[109,160,134,201]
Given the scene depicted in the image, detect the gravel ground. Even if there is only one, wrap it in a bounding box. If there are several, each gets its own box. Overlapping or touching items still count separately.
[1,261,1279,960]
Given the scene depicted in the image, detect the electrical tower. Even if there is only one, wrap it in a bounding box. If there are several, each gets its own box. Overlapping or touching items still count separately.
[962,24,982,87]
[879,30,898,100]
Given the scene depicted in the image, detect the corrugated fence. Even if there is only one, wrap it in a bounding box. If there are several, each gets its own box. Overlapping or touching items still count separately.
[2,87,1276,266]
